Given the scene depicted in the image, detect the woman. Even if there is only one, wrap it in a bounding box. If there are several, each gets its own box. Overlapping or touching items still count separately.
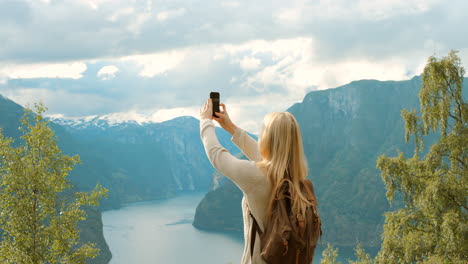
[199,98,313,264]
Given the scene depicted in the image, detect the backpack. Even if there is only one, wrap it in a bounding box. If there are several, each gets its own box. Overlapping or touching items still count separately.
[249,179,322,264]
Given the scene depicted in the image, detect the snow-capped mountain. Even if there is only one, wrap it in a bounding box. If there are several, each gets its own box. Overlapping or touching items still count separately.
[45,113,239,209]
[47,112,154,129]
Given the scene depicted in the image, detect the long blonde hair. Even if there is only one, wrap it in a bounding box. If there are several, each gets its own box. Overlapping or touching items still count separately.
[257,112,311,219]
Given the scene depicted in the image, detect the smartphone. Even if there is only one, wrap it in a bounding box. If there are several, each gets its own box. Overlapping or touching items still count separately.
[210,92,220,117]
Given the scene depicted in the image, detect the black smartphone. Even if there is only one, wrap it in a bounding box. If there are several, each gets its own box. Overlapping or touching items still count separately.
[210,92,220,117]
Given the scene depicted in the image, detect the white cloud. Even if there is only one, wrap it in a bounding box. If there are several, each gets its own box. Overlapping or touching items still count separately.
[121,50,187,77]
[223,38,314,61]
[150,107,199,123]
[227,37,417,94]
[240,56,261,71]
[156,8,186,22]
[248,54,412,92]
[224,94,305,134]
[46,113,65,119]
[97,65,119,80]
[0,62,87,79]
[2,35,463,134]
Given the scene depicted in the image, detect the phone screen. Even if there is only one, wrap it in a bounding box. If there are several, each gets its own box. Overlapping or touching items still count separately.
[210,92,220,117]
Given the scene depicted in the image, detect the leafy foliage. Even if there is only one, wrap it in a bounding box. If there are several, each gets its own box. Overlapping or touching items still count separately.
[348,243,373,264]
[321,243,341,264]
[376,50,467,263]
[0,104,108,264]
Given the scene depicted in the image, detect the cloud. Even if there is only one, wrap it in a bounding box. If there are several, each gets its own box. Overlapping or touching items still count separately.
[120,50,187,77]
[240,56,261,71]
[0,0,464,64]
[0,0,466,133]
[150,107,199,123]
[0,62,87,79]
[97,65,119,80]
[0,36,437,133]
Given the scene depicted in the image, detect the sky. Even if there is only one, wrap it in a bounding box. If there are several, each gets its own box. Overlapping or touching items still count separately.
[0,0,467,133]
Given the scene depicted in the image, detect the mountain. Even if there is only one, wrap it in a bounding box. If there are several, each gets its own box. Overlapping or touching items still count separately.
[49,114,238,209]
[0,95,112,264]
[193,76,467,249]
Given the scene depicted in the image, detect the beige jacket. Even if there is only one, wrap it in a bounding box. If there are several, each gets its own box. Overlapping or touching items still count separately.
[200,118,271,264]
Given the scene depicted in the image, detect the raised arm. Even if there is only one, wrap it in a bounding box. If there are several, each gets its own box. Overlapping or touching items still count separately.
[213,103,262,162]
[200,119,261,193]
[231,127,262,162]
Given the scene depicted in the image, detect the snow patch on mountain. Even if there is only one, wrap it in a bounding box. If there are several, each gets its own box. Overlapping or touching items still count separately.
[46,111,202,130]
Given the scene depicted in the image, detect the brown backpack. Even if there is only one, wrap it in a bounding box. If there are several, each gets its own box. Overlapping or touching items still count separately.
[249,179,322,264]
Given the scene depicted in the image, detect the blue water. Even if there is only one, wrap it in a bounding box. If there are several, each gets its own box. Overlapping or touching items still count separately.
[102,192,244,264]
[102,192,362,264]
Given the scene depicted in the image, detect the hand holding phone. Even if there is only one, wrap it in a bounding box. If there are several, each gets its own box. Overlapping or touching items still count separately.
[210,92,220,117]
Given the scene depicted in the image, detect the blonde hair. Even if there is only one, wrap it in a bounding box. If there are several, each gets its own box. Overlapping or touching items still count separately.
[257,112,311,219]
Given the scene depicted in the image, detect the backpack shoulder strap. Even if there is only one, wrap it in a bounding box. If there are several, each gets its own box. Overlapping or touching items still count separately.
[303,179,317,205]
[249,211,263,258]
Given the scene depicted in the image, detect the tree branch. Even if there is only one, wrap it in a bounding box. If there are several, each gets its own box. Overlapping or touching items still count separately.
[453,157,467,169]
[449,113,462,123]
[445,75,465,123]
[446,193,468,210]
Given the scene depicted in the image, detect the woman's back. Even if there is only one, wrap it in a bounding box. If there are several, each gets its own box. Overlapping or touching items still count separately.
[200,118,271,263]
[199,100,315,263]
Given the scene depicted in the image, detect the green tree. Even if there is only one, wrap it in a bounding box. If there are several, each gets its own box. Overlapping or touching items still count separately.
[376,50,467,263]
[0,104,108,264]
[348,243,373,264]
[321,243,341,264]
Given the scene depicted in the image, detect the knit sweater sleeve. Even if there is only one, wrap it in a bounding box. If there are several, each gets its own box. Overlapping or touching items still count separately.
[231,126,262,162]
[200,119,260,193]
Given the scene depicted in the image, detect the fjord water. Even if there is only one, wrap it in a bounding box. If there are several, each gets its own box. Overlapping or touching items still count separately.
[102,192,244,264]
[102,192,354,264]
